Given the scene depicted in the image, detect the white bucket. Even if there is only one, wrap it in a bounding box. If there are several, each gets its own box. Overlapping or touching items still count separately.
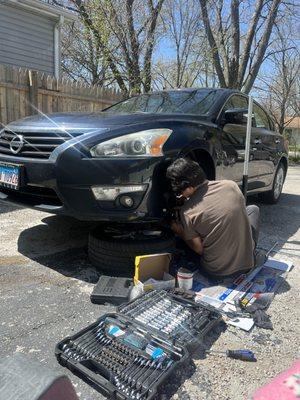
[177,268,194,290]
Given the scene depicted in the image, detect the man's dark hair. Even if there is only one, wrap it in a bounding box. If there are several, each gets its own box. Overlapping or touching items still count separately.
[166,158,206,194]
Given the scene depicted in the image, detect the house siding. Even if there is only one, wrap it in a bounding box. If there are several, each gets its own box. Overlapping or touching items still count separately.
[0,3,56,75]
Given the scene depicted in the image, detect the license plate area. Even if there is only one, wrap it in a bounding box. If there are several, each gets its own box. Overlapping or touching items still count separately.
[0,162,22,190]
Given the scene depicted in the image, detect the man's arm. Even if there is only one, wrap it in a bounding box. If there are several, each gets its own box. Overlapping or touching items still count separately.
[186,236,203,255]
[170,221,203,255]
[170,220,185,237]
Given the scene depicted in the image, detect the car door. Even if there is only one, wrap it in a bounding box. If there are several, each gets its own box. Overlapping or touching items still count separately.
[251,102,278,187]
[217,94,261,188]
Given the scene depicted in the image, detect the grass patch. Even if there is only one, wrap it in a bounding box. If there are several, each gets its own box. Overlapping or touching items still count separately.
[289,145,300,152]
[289,154,300,164]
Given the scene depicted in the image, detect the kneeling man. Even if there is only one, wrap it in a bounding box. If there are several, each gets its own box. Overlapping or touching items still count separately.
[166,158,259,278]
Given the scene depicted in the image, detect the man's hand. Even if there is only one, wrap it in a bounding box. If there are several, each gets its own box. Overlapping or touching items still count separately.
[170,220,185,238]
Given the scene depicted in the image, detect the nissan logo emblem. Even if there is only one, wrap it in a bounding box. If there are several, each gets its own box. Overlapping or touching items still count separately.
[10,134,25,154]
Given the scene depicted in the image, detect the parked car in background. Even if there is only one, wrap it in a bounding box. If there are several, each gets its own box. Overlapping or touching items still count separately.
[0,88,288,270]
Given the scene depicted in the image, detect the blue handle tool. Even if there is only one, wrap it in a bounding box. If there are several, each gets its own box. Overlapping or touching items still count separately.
[206,349,256,362]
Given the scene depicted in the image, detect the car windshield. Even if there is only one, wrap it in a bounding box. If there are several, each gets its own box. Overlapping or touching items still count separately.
[105,89,219,115]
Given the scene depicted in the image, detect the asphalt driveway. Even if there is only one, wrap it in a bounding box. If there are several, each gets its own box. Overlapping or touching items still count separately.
[0,166,299,400]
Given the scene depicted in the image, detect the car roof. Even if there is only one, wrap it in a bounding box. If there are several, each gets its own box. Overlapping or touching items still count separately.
[151,87,241,95]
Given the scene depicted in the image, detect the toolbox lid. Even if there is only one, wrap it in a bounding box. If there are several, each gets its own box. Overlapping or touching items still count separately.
[134,253,172,285]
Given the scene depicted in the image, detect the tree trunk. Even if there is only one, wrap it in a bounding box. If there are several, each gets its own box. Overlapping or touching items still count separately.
[199,0,227,87]
[229,0,240,88]
[143,0,165,92]
[237,0,264,87]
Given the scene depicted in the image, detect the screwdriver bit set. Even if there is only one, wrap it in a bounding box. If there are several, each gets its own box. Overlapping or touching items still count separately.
[56,290,221,399]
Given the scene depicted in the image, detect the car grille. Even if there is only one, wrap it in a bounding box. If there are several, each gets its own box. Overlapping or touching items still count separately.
[0,130,73,159]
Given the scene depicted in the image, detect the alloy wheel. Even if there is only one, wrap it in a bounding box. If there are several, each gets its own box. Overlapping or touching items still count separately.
[274,166,284,200]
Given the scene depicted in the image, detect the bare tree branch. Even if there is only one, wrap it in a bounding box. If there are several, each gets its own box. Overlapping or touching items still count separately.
[199,0,227,87]
[70,0,128,93]
[243,0,282,93]
[143,0,165,91]
[237,0,265,86]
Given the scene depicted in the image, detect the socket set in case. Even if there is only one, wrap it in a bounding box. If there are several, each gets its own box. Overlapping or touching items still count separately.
[55,290,221,400]
[119,290,218,345]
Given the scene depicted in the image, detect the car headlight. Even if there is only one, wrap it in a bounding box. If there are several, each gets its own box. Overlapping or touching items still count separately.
[90,129,172,157]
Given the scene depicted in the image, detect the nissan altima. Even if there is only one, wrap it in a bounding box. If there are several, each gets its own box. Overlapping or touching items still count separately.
[0,88,288,224]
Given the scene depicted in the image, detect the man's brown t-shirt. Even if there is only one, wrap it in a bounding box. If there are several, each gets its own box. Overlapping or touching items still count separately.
[180,180,254,276]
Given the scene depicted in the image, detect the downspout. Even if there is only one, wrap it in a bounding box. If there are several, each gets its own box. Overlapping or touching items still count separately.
[54,15,64,79]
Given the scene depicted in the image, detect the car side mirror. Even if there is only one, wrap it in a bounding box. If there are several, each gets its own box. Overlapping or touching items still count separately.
[224,108,249,126]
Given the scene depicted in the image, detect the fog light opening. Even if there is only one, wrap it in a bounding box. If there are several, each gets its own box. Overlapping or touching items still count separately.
[91,184,147,200]
[119,195,134,208]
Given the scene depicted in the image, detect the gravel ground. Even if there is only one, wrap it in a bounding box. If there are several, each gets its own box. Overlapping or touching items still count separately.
[0,166,299,400]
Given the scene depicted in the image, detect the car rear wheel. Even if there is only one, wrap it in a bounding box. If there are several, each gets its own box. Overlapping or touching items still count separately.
[88,225,175,274]
[259,162,286,204]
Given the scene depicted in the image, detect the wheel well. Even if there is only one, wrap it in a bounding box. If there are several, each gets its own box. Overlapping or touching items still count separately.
[185,149,216,180]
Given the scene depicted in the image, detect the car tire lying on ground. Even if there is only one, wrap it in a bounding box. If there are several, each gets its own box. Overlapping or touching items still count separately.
[259,162,286,204]
[88,226,175,274]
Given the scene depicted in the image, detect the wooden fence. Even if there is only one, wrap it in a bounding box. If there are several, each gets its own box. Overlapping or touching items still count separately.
[0,64,123,126]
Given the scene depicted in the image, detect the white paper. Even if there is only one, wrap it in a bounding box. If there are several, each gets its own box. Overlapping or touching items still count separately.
[192,256,293,330]
[226,316,254,331]
[264,257,293,272]
[195,293,224,309]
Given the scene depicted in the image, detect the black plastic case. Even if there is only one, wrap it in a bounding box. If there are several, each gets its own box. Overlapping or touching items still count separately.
[55,290,221,400]
[90,276,133,305]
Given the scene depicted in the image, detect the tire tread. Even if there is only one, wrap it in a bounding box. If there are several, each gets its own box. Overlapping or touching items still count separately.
[88,228,174,272]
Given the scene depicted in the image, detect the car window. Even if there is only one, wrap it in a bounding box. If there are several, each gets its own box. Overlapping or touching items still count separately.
[253,103,270,129]
[223,95,248,111]
[222,94,250,126]
[105,89,219,115]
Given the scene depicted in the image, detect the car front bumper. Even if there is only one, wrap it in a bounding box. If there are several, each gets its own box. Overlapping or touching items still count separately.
[0,148,167,222]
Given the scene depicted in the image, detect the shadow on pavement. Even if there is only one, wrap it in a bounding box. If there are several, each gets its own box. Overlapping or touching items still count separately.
[162,359,196,399]
[34,248,100,284]
[275,278,291,295]
[257,192,300,206]
[162,322,226,399]
[192,321,227,361]
[17,215,100,283]
[0,200,23,214]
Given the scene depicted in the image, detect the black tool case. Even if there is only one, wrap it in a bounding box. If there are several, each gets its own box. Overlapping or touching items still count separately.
[90,275,133,305]
[55,290,221,400]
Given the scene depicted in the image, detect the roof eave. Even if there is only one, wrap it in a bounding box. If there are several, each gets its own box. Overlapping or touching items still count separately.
[7,0,77,21]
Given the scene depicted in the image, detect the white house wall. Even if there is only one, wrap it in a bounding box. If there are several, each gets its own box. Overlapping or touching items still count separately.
[0,3,56,74]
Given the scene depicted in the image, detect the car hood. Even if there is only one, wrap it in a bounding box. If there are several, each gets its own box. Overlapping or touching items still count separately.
[5,111,202,134]
[5,111,212,135]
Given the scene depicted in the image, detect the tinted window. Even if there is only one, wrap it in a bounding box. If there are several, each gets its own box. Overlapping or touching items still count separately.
[253,103,270,129]
[223,95,248,110]
[105,90,219,115]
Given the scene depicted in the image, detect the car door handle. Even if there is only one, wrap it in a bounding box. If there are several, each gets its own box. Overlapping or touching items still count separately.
[254,138,261,145]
